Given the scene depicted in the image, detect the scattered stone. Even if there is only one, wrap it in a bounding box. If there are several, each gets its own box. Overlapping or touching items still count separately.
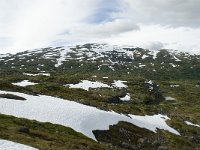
[107,96,123,104]
[137,138,146,144]
[121,142,137,150]
[18,127,30,133]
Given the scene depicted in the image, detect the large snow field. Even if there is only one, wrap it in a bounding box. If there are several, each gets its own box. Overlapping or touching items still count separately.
[0,90,179,140]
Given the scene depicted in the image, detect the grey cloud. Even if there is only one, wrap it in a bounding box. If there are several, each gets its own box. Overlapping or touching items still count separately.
[145,42,165,50]
[87,0,122,24]
[123,0,200,27]
[71,19,140,37]
[100,20,140,35]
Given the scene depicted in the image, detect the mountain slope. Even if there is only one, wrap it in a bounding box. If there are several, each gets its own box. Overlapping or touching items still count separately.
[0,43,200,150]
[0,43,200,79]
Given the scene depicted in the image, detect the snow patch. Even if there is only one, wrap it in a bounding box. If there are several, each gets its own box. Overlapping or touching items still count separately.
[185,121,200,128]
[55,48,73,67]
[149,50,159,59]
[165,96,176,101]
[142,55,148,59]
[173,55,181,62]
[170,85,180,87]
[23,73,50,76]
[108,66,115,71]
[120,93,131,101]
[138,64,146,68]
[169,63,179,68]
[0,139,38,150]
[12,80,38,87]
[67,80,128,91]
[66,80,111,91]
[145,80,153,85]
[112,80,128,88]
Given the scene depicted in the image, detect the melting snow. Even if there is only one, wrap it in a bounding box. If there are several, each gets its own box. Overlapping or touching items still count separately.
[185,121,200,128]
[55,48,73,67]
[67,80,128,91]
[23,73,50,76]
[120,93,131,101]
[126,51,134,58]
[142,55,148,59]
[97,66,101,70]
[139,64,146,68]
[112,80,128,88]
[165,96,176,101]
[0,54,11,58]
[12,80,38,87]
[150,50,159,59]
[145,80,153,85]
[0,90,180,140]
[0,139,38,150]
[66,80,111,91]
[108,66,115,71]
[173,55,181,62]
[169,63,178,68]
[170,85,180,87]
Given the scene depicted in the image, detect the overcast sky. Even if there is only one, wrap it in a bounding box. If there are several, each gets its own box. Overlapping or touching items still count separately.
[1,0,200,53]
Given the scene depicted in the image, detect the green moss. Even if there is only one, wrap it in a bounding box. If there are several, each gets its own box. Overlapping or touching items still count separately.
[0,114,122,150]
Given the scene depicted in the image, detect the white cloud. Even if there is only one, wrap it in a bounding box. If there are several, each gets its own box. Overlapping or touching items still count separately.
[0,0,97,52]
[122,0,200,27]
[103,25,200,54]
[145,42,165,50]
[69,19,139,37]
[0,0,200,54]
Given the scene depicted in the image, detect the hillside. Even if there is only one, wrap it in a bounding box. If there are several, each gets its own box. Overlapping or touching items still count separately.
[0,43,200,150]
[1,43,200,80]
